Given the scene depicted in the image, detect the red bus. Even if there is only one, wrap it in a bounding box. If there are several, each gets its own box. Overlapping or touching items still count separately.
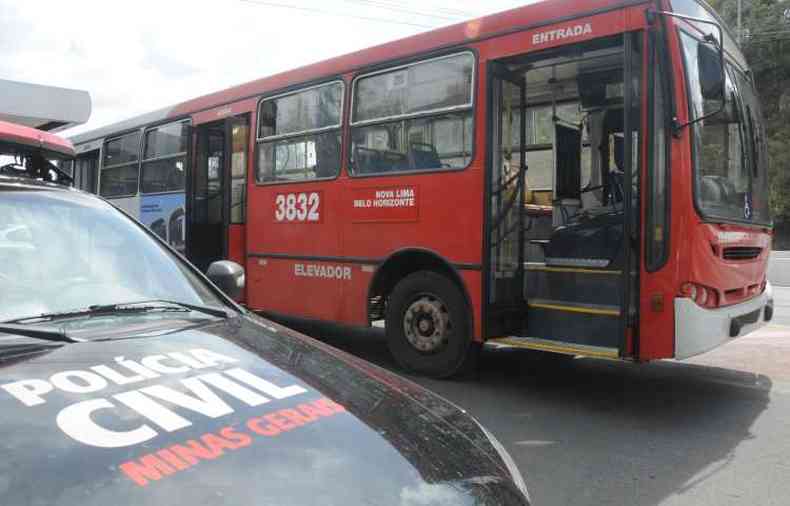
[71,0,774,377]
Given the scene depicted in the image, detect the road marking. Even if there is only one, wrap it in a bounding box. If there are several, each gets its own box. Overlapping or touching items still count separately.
[514,440,558,447]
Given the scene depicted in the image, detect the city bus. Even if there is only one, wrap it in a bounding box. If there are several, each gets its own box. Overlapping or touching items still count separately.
[70,0,774,378]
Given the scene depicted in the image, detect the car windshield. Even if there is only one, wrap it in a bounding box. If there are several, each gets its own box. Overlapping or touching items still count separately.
[0,185,224,323]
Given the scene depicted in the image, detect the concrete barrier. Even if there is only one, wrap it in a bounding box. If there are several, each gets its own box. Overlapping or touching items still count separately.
[768,251,790,287]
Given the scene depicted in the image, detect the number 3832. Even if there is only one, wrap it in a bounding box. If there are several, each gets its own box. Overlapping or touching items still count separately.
[274,192,321,222]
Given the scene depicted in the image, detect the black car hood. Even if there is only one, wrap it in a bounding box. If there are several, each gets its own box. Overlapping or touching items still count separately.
[0,315,528,506]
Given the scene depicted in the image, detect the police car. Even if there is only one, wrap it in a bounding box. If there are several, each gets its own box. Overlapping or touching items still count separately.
[0,120,530,505]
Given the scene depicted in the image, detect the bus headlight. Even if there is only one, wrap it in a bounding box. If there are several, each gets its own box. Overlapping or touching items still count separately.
[680,282,719,308]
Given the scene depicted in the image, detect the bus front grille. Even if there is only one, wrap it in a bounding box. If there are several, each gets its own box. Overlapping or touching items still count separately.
[722,247,762,261]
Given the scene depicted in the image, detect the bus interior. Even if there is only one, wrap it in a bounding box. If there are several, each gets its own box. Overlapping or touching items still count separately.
[489,34,640,354]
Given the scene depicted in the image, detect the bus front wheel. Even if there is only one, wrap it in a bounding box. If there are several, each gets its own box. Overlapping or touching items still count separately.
[385,270,476,378]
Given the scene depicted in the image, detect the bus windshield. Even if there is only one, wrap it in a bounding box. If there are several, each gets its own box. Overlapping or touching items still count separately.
[680,32,771,226]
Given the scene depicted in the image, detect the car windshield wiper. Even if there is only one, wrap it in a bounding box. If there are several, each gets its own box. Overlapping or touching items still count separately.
[0,343,67,366]
[0,324,80,344]
[3,300,230,325]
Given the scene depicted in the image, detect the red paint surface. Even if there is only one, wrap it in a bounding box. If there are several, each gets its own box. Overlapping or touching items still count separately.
[227,224,246,302]
[0,120,75,157]
[191,98,258,126]
[637,4,771,360]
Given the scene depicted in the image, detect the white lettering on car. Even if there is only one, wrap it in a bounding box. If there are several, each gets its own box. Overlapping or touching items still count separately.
[91,364,149,385]
[0,348,308,448]
[114,390,194,433]
[56,399,158,448]
[50,370,109,394]
[189,349,239,367]
[167,351,213,369]
[114,356,161,379]
[1,378,53,407]
[140,355,191,374]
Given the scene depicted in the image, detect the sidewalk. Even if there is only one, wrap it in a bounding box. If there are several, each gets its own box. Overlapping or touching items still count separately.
[768,251,790,287]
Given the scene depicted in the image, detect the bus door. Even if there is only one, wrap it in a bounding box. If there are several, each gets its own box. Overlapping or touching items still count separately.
[189,115,250,273]
[227,116,250,269]
[485,63,528,338]
[73,150,99,194]
[487,34,642,360]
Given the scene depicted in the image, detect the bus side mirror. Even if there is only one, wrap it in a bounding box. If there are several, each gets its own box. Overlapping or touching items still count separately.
[698,42,724,102]
[207,260,245,300]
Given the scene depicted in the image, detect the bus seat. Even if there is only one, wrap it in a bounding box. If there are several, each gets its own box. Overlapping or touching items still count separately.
[544,211,624,269]
[552,198,582,227]
[354,146,381,174]
[408,142,441,170]
[382,150,409,172]
[701,175,737,206]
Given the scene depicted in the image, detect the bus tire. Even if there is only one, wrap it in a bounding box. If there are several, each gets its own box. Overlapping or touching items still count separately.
[385,270,474,378]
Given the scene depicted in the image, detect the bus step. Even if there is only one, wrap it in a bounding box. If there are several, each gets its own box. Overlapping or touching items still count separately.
[486,336,619,360]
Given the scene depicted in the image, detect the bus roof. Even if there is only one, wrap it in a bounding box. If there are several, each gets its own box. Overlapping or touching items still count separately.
[71,0,649,145]
[0,120,76,158]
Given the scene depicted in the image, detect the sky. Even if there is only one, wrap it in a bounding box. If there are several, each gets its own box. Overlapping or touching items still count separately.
[0,0,531,135]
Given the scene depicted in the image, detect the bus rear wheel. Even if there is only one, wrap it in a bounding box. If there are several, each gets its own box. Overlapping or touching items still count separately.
[385,271,475,378]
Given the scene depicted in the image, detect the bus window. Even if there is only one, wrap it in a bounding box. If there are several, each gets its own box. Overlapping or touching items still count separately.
[256,82,343,183]
[432,115,473,167]
[647,28,670,271]
[517,102,592,201]
[101,132,140,197]
[681,30,770,225]
[141,120,189,194]
[350,52,474,175]
[230,121,249,223]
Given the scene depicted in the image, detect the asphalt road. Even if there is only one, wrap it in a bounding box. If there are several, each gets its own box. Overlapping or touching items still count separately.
[283,289,790,506]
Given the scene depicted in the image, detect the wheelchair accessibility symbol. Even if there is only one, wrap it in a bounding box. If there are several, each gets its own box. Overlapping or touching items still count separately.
[744,194,752,220]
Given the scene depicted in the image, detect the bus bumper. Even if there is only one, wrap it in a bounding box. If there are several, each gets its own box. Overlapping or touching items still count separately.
[674,282,774,359]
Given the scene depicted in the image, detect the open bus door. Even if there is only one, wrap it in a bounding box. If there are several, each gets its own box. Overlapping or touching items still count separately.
[485,63,528,339]
[188,114,249,273]
[485,34,641,360]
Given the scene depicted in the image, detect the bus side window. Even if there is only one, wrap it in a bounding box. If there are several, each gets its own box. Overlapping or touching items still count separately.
[647,31,669,271]
[230,122,249,224]
[141,121,189,194]
[518,103,590,206]
[101,132,141,198]
[349,52,475,175]
[256,82,343,184]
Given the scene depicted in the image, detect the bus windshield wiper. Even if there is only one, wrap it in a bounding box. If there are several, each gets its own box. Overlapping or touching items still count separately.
[4,300,230,325]
[0,324,80,344]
